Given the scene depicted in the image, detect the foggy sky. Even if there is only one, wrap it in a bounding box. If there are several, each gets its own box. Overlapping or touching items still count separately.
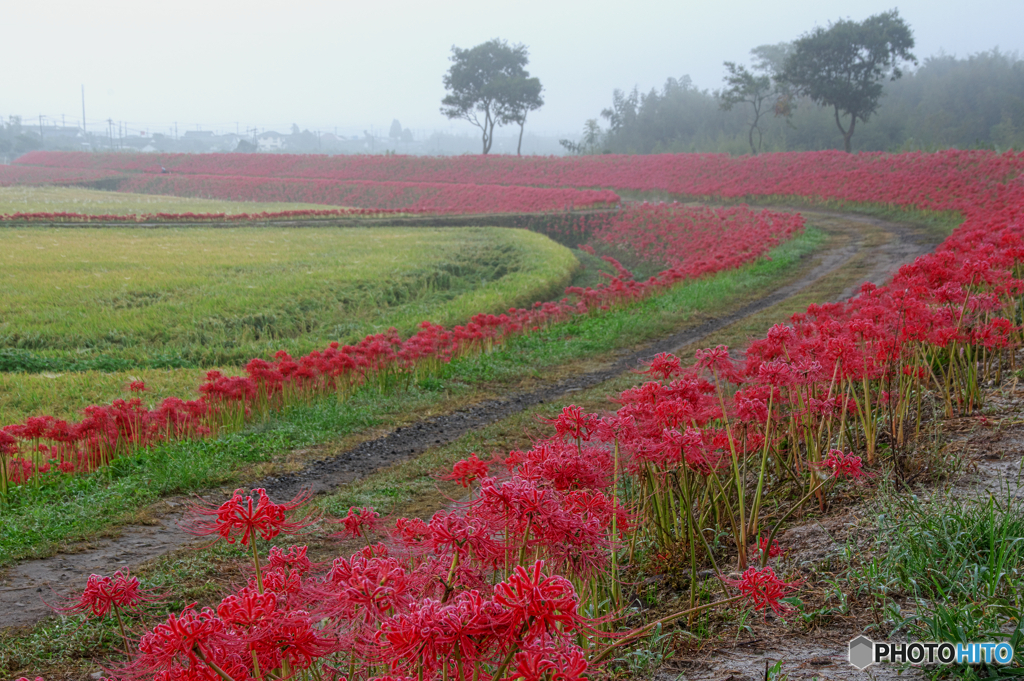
[3,0,1021,140]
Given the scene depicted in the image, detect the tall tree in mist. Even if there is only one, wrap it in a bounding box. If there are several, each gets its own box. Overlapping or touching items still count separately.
[718,63,772,154]
[441,39,543,155]
[781,9,916,152]
[499,74,544,155]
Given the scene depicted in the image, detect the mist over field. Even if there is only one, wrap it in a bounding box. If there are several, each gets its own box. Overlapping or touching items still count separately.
[1,0,1022,157]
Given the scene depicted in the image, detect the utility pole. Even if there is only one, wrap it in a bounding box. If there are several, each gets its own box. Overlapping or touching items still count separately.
[81,85,86,133]
[108,118,114,150]
[174,121,178,140]
[39,115,44,144]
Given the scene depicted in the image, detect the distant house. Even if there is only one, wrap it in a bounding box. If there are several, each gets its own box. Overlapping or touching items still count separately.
[257,131,286,151]
[41,126,85,139]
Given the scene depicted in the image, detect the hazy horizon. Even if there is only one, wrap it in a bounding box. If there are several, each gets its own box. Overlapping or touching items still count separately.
[3,0,1021,140]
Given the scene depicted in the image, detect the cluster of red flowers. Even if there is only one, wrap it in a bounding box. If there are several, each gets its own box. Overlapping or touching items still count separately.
[40,400,793,681]
[531,202,804,276]
[0,397,209,491]
[109,173,622,214]
[0,164,121,186]
[14,149,1024,214]
[0,207,422,222]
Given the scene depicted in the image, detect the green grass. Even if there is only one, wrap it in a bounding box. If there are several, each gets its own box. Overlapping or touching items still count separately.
[0,227,825,565]
[852,489,1024,678]
[0,225,577,422]
[0,185,339,215]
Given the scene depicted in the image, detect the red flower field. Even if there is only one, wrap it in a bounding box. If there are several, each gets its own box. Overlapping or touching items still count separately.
[3,148,1022,680]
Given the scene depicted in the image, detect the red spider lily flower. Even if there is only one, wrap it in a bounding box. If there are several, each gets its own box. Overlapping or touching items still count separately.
[136,604,226,670]
[392,516,431,546]
[757,359,795,387]
[642,352,682,379]
[108,568,161,610]
[185,487,317,545]
[332,506,380,539]
[66,574,116,617]
[514,645,589,681]
[754,535,784,560]
[493,561,581,637]
[443,453,489,487]
[542,405,599,442]
[695,345,737,378]
[249,609,337,671]
[267,544,314,574]
[822,449,865,479]
[217,587,277,628]
[128,380,148,393]
[723,566,799,614]
[60,569,158,617]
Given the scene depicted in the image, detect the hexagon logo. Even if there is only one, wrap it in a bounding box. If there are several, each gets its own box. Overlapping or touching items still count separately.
[849,635,875,670]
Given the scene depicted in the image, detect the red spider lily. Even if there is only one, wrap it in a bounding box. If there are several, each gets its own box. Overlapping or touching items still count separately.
[542,405,599,443]
[513,645,589,681]
[184,487,317,546]
[332,506,380,539]
[821,449,866,479]
[135,604,227,671]
[267,544,314,574]
[60,569,158,617]
[722,566,800,615]
[376,592,507,676]
[248,609,337,671]
[754,536,784,560]
[217,587,278,628]
[493,561,581,637]
[642,352,682,380]
[444,453,489,487]
[128,380,148,393]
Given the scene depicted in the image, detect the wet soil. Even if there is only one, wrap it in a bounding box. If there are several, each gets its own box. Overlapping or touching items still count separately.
[0,210,943,633]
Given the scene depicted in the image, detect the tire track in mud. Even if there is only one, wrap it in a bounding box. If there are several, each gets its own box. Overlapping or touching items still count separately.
[0,210,943,631]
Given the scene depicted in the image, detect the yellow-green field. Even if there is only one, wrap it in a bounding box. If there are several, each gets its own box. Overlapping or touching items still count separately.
[0,367,215,425]
[0,225,578,423]
[0,185,340,215]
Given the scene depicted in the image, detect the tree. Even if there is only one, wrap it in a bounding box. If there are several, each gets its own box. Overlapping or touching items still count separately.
[441,39,543,155]
[389,119,403,140]
[719,44,798,154]
[498,74,543,155]
[781,10,916,152]
[559,119,603,155]
[718,63,773,154]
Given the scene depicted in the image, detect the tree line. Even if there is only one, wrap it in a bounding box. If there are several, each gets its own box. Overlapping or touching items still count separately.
[564,11,1024,155]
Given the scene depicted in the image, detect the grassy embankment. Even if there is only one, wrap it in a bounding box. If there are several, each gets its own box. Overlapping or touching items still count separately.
[0,225,576,423]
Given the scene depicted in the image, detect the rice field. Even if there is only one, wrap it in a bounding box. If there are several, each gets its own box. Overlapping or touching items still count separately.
[0,225,578,422]
[0,185,338,215]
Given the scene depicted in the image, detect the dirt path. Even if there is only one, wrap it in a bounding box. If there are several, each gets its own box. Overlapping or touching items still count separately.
[0,210,943,632]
